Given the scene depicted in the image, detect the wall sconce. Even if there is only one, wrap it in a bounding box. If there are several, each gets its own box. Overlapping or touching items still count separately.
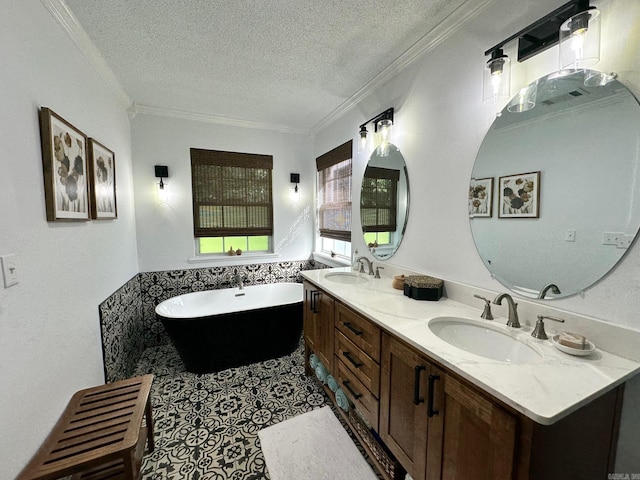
[358,108,394,153]
[290,173,300,202]
[155,165,169,203]
[483,0,601,106]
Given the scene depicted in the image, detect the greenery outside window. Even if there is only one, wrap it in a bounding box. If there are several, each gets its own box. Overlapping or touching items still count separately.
[191,148,273,255]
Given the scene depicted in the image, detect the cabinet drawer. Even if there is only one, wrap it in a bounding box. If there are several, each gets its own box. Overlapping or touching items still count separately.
[335,331,380,397]
[335,303,381,362]
[336,359,379,431]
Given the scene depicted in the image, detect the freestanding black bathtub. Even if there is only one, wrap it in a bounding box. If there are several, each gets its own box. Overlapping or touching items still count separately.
[155,283,303,373]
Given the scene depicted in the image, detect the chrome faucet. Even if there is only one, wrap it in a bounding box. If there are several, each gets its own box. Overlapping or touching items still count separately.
[531,314,565,340]
[357,257,374,275]
[538,283,561,299]
[235,273,244,290]
[493,293,521,328]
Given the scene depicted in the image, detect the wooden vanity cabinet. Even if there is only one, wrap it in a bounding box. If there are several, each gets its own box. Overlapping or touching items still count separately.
[303,280,335,373]
[303,281,622,480]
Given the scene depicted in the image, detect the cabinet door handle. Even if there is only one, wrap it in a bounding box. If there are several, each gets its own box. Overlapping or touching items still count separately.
[414,365,426,405]
[342,321,363,336]
[342,351,363,368]
[342,380,363,400]
[310,291,320,313]
[427,374,441,417]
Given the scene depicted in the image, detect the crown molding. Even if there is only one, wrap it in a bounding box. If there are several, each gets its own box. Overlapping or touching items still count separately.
[311,0,497,134]
[41,0,132,108]
[132,104,311,135]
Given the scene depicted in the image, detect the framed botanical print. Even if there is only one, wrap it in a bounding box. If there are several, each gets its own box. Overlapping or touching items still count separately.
[88,138,117,219]
[498,171,540,218]
[39,107,90,221]
[469,177,493,218]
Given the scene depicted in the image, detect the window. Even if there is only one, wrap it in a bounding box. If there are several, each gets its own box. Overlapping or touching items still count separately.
[316,140,353,244]
[360,165,399,245]
[191,148,273,255]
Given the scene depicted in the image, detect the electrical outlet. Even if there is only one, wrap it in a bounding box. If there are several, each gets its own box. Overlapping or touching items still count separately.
[565,229,576,242]
[1,254,19,288]
[617,235,634,249]
[602,232,624,245]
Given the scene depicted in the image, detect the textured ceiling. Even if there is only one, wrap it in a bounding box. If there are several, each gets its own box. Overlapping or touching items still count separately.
[63,0,471,132]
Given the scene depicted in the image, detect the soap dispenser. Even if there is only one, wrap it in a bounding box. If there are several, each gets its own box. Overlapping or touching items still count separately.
[352,249,359,271]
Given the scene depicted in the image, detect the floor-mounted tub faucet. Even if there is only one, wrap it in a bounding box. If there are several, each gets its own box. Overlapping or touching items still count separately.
[493,293,521,328]
[235,274,244,290]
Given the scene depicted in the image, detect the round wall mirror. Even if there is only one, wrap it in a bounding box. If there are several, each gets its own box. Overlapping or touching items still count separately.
[470,69,640,299]
[361,143,409,260]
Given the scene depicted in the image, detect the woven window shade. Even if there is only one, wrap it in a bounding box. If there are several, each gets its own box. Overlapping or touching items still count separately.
[361,166,399,233]
[316,141,353,242]
[191,149,273,237]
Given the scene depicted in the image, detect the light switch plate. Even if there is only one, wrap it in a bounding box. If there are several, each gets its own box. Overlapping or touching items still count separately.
[1,254,19,288]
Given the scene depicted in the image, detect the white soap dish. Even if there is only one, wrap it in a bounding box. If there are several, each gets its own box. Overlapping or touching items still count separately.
[551,335,596,356]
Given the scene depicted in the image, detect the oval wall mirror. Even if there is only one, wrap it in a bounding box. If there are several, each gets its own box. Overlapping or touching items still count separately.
[361,143,409,260]
[470,69,640,299]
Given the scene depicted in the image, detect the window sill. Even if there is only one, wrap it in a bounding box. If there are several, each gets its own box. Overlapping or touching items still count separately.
[188,252,280,264]
[312,251,351,268]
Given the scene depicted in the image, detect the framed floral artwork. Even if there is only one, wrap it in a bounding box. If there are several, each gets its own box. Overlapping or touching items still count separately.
[39,107,90,221]
[469,177,493,218]
[498,171,540,218]
[88,138,117,219]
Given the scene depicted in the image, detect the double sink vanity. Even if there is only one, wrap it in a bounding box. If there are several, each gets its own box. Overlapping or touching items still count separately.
[300,266,640,480]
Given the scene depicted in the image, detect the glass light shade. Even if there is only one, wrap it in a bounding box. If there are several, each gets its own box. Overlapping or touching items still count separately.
[156,181,169,203]
[507,83,537,113]
[483,54,511,104]
[377,118,393,143]
[357,126,369,154]
[559,8,601,71]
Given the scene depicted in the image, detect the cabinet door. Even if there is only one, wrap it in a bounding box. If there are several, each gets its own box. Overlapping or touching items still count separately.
[315,289,335,370]
[379,333,434,480]
[439,374,516,480]
[303,282,335,371]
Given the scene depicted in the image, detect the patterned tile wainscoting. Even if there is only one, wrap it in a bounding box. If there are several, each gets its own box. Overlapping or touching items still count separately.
[100,259,329,383]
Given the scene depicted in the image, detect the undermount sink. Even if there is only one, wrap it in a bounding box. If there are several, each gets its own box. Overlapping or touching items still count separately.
[324,271,369,285]
[428,317,541,364]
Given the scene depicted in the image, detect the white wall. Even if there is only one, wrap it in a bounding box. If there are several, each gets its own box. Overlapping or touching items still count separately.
[131,114,315,272]
[0,2,138,478]
[314,0,640,470]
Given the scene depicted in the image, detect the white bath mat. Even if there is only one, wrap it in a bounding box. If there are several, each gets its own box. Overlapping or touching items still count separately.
[258,406,379,480]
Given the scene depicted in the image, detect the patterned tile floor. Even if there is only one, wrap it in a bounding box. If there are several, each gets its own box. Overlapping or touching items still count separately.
[134,338,382,479]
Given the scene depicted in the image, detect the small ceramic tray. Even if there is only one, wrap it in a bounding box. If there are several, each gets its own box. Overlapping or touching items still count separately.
[551,335,596,356]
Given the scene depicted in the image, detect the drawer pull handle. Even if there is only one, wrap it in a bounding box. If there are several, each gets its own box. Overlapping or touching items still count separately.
[310,291,320,313]
[342,351,363,368]
[427,374,441,417]
[414,365,426,405]
[343,322,363,336]
[342,380,363,400]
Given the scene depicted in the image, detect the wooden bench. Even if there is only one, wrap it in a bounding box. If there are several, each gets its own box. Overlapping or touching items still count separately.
[17,375,154,480]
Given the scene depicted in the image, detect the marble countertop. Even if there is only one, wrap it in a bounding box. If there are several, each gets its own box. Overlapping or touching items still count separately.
[301,267,640,425]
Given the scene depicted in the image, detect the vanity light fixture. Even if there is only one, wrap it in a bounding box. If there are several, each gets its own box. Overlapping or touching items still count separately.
[559,0,601,71]
[357,108,394,153]
[483,0,601,104]
[483,48,511,104]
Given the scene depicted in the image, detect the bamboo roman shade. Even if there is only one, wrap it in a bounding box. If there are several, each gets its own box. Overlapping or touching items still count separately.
[316,140,353,242]
[191,148,273,238]
[361,166,399,233]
